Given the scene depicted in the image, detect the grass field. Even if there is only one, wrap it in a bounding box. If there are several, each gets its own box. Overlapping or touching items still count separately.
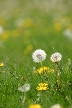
[0,0,72,108]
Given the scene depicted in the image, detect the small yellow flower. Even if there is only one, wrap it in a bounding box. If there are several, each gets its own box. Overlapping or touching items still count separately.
[24,45,33,55]
[0,30,9,41]
[36,83,48,91]
[34,67,47,74]
[0,63,4,67]
[54,22,62,31]
[24,19,33,28]
[48,68,54,73]
[29,104,41,108]
[34,66,54,74]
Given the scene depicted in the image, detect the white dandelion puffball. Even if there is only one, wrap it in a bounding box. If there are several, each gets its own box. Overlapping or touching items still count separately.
[51,104,62,108]
[50,52,62,63]
[32,49,47,63]
[18,84,30,92]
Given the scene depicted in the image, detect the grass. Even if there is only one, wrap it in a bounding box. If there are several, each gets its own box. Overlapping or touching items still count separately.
[0,0,72,108]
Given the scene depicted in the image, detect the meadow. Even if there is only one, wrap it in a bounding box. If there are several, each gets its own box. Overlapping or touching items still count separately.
[0,0,72,108]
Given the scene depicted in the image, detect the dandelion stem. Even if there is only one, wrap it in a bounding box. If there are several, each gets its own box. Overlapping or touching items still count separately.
[22,93,26,108]
[55,62,60,89]
[40,62,43,67]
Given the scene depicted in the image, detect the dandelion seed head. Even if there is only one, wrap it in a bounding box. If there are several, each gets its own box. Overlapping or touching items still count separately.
[51,104,62,108]
[50,52,62,63]
[32,49,47,63]
[18,83,30,92]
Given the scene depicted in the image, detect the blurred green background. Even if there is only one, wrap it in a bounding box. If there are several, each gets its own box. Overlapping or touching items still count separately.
[0,0,72,108]
[0,0,72,61]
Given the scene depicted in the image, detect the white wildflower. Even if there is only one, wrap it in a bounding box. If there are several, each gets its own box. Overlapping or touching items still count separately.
[51,104,62,108]
[0,26,4,35]
[32,49,47,63]
[18,84,30,92]
[63,28,72,39]
[50,52,62,63]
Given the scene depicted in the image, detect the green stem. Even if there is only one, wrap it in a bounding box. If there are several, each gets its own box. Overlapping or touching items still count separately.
[40,62,43,67]
[55,62,60,89]
[22,93,26,108]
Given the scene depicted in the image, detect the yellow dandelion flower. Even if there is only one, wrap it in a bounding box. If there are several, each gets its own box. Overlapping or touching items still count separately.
[29,104,41,108]
[0,30,10,41]
[24,19,33,28]
[37,67,48,74]
[48,68,54,73]
[34,66,54,74]
[0,63,4,67]
[36,83,48,91]
[54,22,62,31]
[24,45,33,55]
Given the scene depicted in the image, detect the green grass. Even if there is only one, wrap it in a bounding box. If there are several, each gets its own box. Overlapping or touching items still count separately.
[0,34,72,108]
[0,0,72,108]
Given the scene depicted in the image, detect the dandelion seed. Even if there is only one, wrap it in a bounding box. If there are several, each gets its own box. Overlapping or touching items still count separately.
[18,84,30,92]
[32,49,47,63]
[36,83,48,91]
[51,104,62,108]
[50,52,62,63]
[29,104,42,108]
[0,63,4,67]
